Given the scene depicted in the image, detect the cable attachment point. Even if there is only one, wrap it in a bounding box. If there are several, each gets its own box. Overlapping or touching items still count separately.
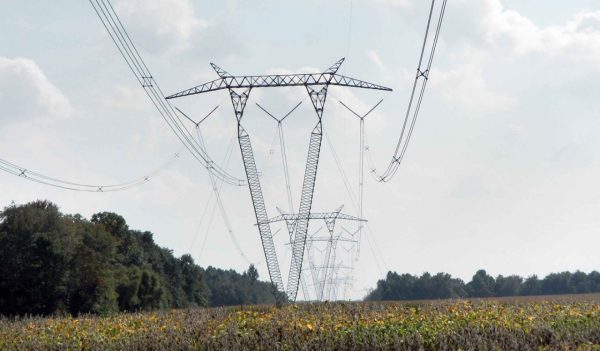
[417,69,429,80]
[141,76,153,88]
[19,169,27,177]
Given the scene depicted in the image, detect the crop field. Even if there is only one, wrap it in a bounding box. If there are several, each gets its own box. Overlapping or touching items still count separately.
[1,295,599,350]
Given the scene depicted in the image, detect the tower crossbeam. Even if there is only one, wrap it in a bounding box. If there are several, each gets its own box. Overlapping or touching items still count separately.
[166,74,391,99]
[261,212,366,225]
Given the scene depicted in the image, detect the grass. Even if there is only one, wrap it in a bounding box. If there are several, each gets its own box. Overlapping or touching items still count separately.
[1,294,599,350]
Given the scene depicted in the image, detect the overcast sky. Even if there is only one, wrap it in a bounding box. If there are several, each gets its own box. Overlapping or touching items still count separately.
[1,0,600,300]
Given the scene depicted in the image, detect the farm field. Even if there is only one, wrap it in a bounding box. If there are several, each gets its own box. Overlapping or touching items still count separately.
[1,294,599,351]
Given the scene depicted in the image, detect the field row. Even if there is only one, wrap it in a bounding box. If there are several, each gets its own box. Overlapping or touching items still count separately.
[1,298,599,350]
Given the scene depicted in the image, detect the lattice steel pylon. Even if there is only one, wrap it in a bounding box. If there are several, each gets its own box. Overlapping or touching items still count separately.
[266,206,364,301]
[167,58,391,300]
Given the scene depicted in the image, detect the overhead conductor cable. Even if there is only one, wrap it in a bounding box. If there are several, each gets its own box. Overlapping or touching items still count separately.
[0,151,181,192]
[377,0,447,182]
[89,0,245,186]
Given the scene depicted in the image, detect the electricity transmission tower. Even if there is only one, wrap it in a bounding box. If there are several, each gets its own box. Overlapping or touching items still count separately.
[166,58,391,300]
[307,221,360,301]
[269,205,364,301]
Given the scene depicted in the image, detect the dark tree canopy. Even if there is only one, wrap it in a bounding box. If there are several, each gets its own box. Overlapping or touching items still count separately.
[0,201,284,316]
[467,270,496,297]
[365,268,600,301]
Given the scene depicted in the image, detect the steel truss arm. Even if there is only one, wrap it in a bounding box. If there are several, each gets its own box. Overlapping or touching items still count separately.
[306,236,357,243]
[260,212,366,225]
[166,60,392,99]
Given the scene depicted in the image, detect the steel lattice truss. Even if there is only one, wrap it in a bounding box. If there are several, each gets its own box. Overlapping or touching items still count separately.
[278,206,363,301]
[165,60,390,100]
[261,210,365,226]
[167,58,391,300]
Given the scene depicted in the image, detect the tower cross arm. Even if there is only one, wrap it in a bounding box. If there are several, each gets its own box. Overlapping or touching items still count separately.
[166,78,228,99]
[258,211,367,226]
[166,73,392,99]
[328,74,392,91]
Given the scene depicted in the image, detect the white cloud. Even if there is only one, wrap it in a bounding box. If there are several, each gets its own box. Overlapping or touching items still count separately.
[431,64,516,113]
[451,176,491,198]
[505,123,528,143]
[480,0,544,55]
[366,50,385,71]
[0,57,73,122]
[107,84,150,112]
[369,0,410,8]
[478,1,600,66]
[113,0,241,60]
[115,0,209,54]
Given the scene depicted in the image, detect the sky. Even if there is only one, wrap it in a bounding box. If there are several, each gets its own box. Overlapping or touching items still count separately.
[1,0,600,300]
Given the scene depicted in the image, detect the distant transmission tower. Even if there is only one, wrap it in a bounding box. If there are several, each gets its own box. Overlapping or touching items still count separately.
[270,205,363,301]
[166,59,391,300]
[306,222,360,301]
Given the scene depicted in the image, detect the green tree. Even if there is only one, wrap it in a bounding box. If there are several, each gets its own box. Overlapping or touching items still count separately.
[69,219,118,314]
[91,212,128,238]
[430,273,467,299]
[542,272,573,295]
[571,271,590,293]
[137,270,165,310]
[589,271,600,292]
[180,254,207,307]
[0,201,69,315]
[494,275,523,297]
[466,270,496,297]
[520,275,541,296]
[246,264,259,282]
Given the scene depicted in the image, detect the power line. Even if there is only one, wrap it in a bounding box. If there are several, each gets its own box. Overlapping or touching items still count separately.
[175,103,253,265]
[343,0,354,74]
[0,150,181,193]
[89,0,245,186]
[337,98,385,261]
[187,189,215,253]
[377,0,447,182]
[191,126,238,261]
[322,128,387,276]
[195,115,254,266]
[255,101,304,214]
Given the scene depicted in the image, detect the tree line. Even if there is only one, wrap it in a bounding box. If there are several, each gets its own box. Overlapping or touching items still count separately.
[365,269,600,301]
[0,201,285,316]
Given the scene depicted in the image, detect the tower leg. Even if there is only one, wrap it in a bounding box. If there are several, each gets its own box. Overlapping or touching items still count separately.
[230,89,284,291]
[286,85,328,300]
[319,209,340,300]
[326,240,339,300]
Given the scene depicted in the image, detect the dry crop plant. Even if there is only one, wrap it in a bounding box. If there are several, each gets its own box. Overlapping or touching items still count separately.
[1,298,599,350]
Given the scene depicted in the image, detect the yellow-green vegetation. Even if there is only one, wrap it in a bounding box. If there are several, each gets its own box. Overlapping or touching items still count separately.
[1,297,599,350]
